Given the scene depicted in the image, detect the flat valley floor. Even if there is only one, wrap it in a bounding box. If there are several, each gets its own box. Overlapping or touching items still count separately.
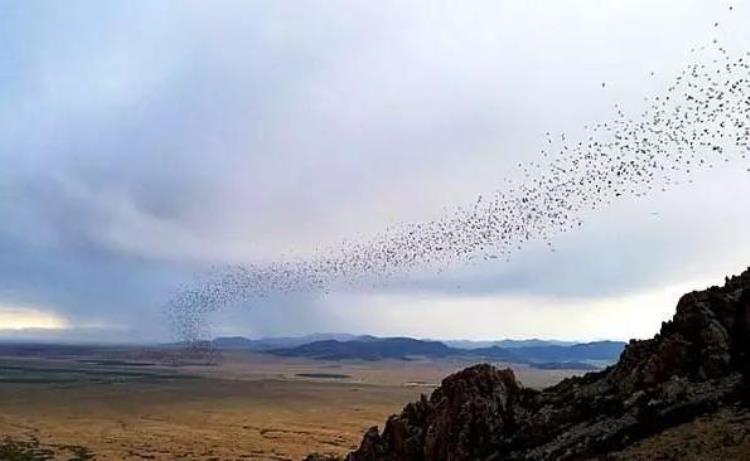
[0,348,581,460]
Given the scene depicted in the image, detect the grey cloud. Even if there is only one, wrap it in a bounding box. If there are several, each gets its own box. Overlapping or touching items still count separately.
[1,0,749,340]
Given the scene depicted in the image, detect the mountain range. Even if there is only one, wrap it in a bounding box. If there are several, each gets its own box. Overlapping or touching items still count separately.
[207,334,626,369]
[443,339,576,349]
[209,333,363,351]
[267,337,623,368]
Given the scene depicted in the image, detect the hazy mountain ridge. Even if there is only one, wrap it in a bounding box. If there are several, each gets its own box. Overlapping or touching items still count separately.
[262,336,625,367]
[209,333,365,351]
[211,335,586,351]
[271,337,456,361]
[444,339,576,349]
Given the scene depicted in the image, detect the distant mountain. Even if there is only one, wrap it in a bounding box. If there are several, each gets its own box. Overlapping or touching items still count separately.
[459,345,521,362]
[270,337,455,361]
[444,339,576,349]
[208,334,621,363]
[207,332,625,368]
[456,341,625,364]
[210,336,258,349]
[494,340,626,363]
[496,338,578,348]
[208,333,365,351]
[268,336,626,365]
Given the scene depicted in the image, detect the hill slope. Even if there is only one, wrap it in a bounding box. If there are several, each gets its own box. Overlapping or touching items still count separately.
[306,267,750,461]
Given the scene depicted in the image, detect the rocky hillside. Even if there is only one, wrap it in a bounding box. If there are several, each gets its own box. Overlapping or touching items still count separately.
[306,267,750,461]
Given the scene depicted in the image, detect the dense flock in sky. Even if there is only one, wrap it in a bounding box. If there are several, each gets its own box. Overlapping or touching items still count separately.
[168,7,750,343]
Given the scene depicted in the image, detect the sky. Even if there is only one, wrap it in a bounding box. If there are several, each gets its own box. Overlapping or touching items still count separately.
[1,0,749,343]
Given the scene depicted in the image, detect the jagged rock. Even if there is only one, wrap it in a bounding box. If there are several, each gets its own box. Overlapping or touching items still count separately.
[346,365,527,461]
[318,266,750,461]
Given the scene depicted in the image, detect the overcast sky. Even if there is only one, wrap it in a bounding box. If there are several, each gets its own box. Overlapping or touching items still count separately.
[1,0,749,343]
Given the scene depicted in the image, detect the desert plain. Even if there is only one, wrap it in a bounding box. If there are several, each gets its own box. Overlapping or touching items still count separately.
[0,345,582,460]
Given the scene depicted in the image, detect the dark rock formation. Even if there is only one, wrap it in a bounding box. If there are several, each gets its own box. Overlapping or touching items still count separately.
[306,267,750,461]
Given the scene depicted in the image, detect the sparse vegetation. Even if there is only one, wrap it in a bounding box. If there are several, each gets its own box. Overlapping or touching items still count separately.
[0,437,53,461]
[0,437,93,461]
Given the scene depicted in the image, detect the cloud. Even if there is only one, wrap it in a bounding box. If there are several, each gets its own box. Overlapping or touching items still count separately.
[0,0,749,341]
[0,305,68,330]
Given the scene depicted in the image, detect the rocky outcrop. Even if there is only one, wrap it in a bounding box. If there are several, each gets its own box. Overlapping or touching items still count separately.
[306,267,750,461]
[350,365,535,461]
